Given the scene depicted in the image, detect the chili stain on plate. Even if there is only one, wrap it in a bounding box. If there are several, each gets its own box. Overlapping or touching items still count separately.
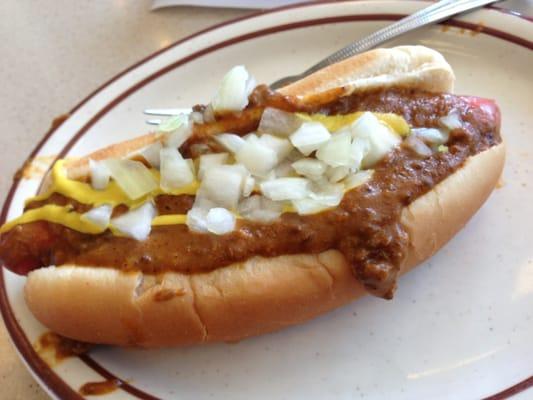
[79,379,122,396]
[34,331,91,367]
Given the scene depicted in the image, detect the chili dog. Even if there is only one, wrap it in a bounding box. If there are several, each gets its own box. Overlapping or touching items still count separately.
[0,46,504,347]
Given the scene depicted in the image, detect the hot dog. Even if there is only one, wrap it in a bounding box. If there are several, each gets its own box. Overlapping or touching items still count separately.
[0,46,505,347]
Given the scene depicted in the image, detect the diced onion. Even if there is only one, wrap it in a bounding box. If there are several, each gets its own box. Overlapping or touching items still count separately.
[185,196,216,233]
[215,133,245,154]
[238,195,282,222]
[235,139,278,176]
[89,159,111,190]
[203,104,216,123]
[440,110,462,130]
[292,198,331,215]
[102,158,158,200]
[411,127,449,145]
[438,144,449,153]
[344,170,374,190]
[81,204,113,229]
[316,131,352,167]
[403,135,433,158]
[189,111,204,125]
[274,160,294,178]
[201,165,247,209]
[349,137,370,171]
[242,175,255,197]
[211,65,255,113]
[164,120,193,149]
[159,114,187,133]
[254,170,276,186]
[186,207,208,233]
[206,208,236,235]
[260,177,310,201]
[292,158,327,180]
[111,202,156,241]
[258,108,301,137]
[259,134,293,162]
[140,142,163,168]
[309,183,344,207]
[351,112,401,168]
[289,122,331,156]
[326,166,350,183]
[198,153,229,180]
[159,148,195,191]
[287,149,304,162]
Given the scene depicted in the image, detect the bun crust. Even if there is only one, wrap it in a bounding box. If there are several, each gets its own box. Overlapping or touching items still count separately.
[279,46,455,97]
[23,46,504,347]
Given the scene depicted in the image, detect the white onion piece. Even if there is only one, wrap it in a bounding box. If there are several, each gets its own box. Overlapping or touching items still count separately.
[159,148,195,191]
[349,137,370,171]
[404,135,433,158]
[292,158,327,180]
[245,75,257,98]
[258,108,301,137]
[186,207,208,233]
[102,159,158,200]
[309,183,344,207]
[81,204,113,229]
[189,111,204,125]
[235,140,278,176]
[274,160,294,178]
[238,195,282,222]
[316,131,352,167]
[211,65,255,113]
[140,142,163,168]
[243,133,259,142]
[203,104,216,123]
[259,134,293,162]
[242,175,255,197]
[111,202,156,241]
[326,166,350,183]
[198,153,229,180]
[344,170,374,190]
[254,170,276,185]
[287,149,304,162]
[185,196,216,233]
[164,118,192,149]
[411,127,449,145]
[292,198,331,215]
[351,112,401,168]
[215,133,245,154]
[201,165,246,209]
[89,159,111,190]
[289,122,331,156]
[206,208,236,235]
[260,177,310,201]
[159,114,187,133]
[440,110,462,130]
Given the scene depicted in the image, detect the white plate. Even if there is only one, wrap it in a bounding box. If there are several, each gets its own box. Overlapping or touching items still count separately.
[1,2,532,399]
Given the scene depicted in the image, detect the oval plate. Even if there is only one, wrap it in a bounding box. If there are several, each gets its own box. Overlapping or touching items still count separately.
[1,1,532,399]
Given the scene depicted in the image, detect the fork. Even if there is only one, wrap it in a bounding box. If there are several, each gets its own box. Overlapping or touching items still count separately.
[144,0,500,125]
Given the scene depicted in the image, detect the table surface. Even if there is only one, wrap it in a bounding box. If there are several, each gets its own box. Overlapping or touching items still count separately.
[0,1,529,399]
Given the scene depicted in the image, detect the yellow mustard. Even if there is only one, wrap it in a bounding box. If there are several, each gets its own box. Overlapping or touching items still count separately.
[297,112,410,137]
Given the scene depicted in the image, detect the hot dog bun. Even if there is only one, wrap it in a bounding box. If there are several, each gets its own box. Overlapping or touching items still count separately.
[24,46,505,347]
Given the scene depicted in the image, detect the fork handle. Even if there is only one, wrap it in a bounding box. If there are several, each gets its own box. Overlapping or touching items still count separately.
[302,0,500,77]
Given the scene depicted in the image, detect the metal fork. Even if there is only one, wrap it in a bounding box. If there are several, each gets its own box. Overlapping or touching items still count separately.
[144,0,500,125]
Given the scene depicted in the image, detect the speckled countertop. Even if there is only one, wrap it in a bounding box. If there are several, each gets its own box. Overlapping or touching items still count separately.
[0,1,530,399]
